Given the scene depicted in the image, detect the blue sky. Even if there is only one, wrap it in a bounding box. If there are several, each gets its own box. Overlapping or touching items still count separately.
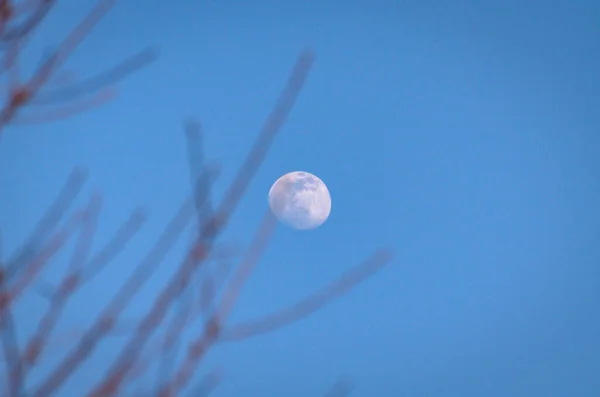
[1,0,599,396]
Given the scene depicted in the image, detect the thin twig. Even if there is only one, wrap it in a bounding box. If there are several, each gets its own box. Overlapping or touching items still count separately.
[31,47,158,105]
[5,167,88,282]
[12,86,116,125]
[220,249,393,342]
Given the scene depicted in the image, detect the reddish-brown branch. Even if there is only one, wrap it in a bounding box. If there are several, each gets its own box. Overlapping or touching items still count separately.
[156,211,277,396]
[0,0,117,134]
[0,262,23,396]
[12,193,101,390]
[0,166,86,395]
[25,243,237,370]
[140,142,230,390]
[12,86,116,125]
[0,205,82,396]
[1,210,83,317]
[0,0,56,43]
[1,196,144,393]
[31,196,195,397]
[3,37,27,94]
[1,197,144,391]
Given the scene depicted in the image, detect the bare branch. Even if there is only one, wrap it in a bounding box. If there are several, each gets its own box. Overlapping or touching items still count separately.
[30,194,194,397]
[0,0,56,43]
[0,263,23,396]
[5,167,88,282]
[2,209,83,315]
[30,47,158,106]
[84,49,316,397]
[14,193,101,389]
[157,210,277,396]
[323,379,355,397]
[219,249,393,343]
[1,207,83,396]
[1,14,389,392]
[13,86,116,125]
[0,0,125,135]
[185,368,222,397]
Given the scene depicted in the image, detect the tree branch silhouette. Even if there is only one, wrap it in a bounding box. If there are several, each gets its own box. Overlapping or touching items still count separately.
[0,0,157,137]
[1,5,392,394]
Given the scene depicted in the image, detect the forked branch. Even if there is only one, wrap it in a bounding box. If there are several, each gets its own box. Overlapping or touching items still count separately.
[0,0,157,136]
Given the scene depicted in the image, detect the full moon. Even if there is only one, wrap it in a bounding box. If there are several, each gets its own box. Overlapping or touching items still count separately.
[268,171,331,230]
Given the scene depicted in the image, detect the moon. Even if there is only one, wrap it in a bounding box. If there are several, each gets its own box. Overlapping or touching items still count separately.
[268,171,331,230]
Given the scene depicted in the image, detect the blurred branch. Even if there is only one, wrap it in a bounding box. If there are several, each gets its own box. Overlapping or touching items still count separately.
[4,167,88,282]
[0,0,117,131]
[185,368,222,397]
[0,261,22,396]
[0,33,392,395]
[0,0,157,137]
[0,207,83,397]
[0,0,56,43]
[83,49,317,397]
[220,249,393,342]
[184,120,221,245]
[21,199,145,373]
[14,193,102,388]
[1,209,83,315]
[30,47,158,105]
[12,86,116,124]
[323,379,355,397]
[0,166,86,396]
[31,194,196,397]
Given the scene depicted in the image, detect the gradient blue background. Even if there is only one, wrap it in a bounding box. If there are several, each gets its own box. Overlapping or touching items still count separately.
[1,0,599,396]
